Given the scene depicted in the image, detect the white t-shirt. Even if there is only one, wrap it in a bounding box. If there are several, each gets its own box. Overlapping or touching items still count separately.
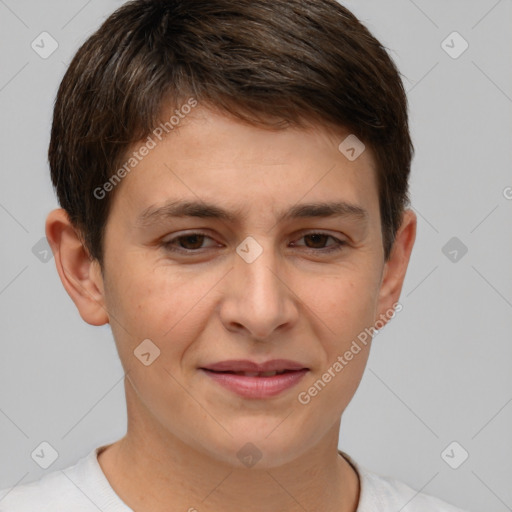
[0,445,469,511]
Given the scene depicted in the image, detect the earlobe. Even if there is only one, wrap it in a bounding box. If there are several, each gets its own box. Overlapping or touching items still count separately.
[45,208,109,326]
[375,209,417,327]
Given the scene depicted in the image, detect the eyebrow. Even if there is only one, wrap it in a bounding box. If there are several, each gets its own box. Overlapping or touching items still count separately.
[135,199,368,227]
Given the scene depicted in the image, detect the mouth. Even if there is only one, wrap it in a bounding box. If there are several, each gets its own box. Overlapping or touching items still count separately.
[202,369,298,377]
[200,358,308,373]
[199,360,309,398]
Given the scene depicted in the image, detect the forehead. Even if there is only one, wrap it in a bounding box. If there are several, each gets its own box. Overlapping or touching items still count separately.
[107,106,380,226]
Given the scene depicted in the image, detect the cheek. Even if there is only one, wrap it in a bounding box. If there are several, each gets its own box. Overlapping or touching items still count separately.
[105,263,218,359]
[296,270,378,406]
[307,271,380,345]
[296,277,376,421]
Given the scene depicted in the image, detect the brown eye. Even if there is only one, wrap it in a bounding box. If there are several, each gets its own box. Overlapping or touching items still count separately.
[292,232,346,254]
[175,234,206,250]
[303,233,330,249]
[162,232,217,253]
[162,231,346,256]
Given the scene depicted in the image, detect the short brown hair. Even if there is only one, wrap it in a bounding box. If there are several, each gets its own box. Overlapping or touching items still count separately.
[48,0,413,266]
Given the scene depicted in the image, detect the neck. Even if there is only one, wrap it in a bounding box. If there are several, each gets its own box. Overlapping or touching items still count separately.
[97,383,360,512]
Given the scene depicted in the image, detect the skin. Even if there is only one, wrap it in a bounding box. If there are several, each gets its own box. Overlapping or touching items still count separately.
[46,105,416,512]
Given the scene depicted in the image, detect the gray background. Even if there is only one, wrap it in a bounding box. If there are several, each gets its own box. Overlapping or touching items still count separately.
[0,1,511,511]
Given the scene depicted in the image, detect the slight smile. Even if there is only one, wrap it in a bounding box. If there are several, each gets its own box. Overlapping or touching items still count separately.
[200,359,310,399]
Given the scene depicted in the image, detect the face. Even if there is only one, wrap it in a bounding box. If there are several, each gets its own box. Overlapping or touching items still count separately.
[72,106,413,469]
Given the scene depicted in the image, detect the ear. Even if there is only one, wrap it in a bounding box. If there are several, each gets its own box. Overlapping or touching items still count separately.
[375,208,417,327]
[45,208,109,326]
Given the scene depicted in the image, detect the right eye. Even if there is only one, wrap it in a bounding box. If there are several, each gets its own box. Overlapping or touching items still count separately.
[161,232,220,253]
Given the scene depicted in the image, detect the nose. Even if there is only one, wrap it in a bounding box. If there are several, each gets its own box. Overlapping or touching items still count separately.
[218,237,300,341]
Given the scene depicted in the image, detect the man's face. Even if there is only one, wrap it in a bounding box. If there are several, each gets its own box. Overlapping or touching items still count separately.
[98,106,398,468]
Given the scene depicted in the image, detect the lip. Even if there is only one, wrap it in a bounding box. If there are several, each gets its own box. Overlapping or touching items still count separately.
[200,368,309,399]
[199,359,309,399]
[201,359,308,373]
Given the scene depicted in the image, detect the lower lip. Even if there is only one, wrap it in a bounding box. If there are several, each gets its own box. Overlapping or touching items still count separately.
[200,369,308,399]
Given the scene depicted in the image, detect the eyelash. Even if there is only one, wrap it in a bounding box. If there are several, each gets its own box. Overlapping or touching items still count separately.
[161,231,347,255]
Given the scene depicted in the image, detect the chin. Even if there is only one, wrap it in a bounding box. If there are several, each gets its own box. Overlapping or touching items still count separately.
[202,431,305,470]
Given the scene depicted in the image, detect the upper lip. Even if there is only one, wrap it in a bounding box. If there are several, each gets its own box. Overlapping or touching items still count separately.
[200,359,308,372]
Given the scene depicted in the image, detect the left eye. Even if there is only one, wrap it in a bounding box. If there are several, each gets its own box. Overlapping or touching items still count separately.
[291,233,346,252]
[162,232,346,254]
